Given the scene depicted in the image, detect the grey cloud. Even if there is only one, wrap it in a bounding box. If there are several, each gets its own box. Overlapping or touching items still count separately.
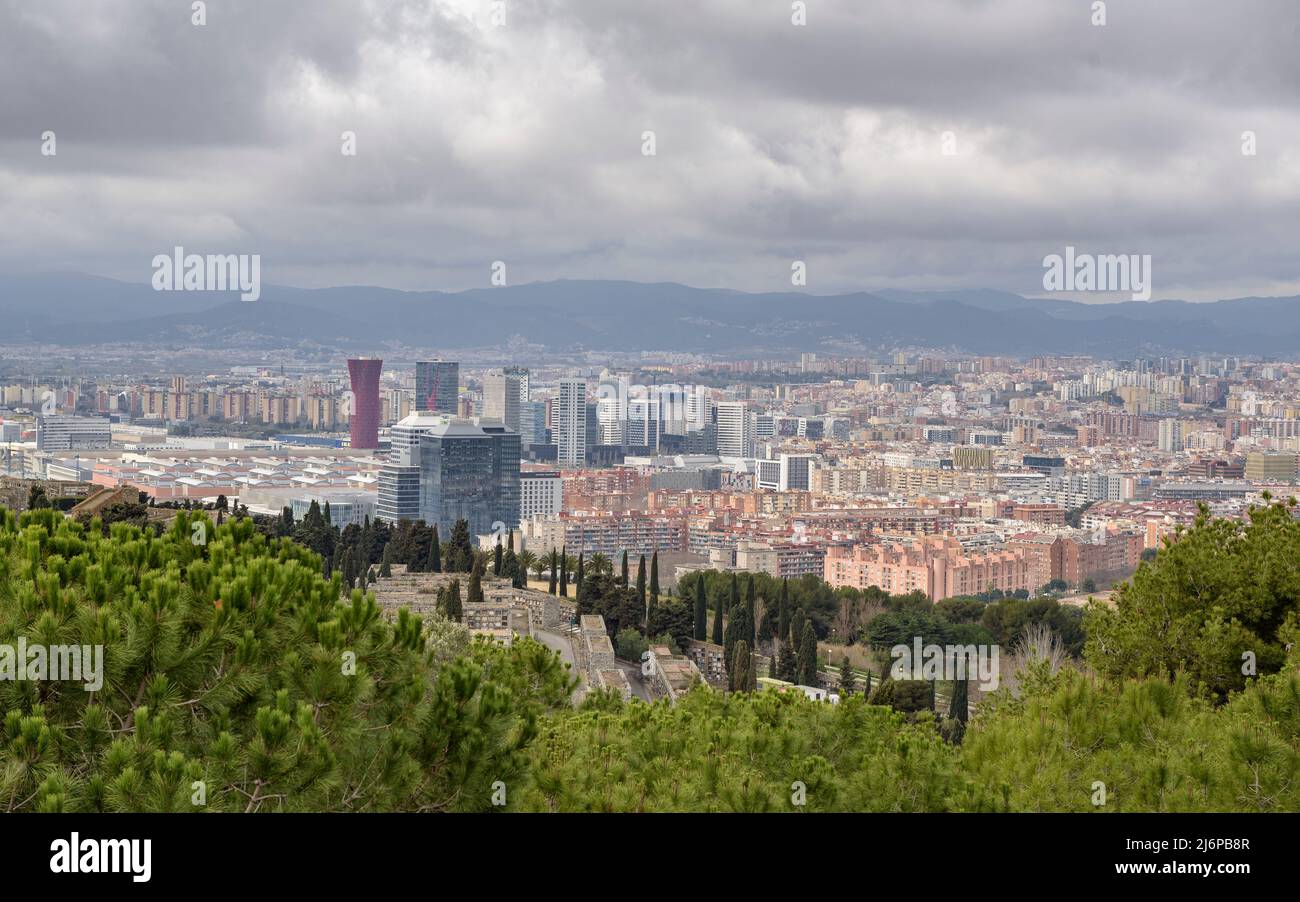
[0,0,1297,302]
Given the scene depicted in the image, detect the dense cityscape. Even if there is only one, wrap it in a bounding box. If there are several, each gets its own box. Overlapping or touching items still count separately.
[4,348,1298,704]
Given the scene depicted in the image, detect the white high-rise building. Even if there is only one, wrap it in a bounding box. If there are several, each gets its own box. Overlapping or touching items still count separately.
[1157,417,1183,453]
[715,401,753,458]
[595,373,629,445]
[685,389,712,434]
[557,377,588,467]
[520,470,563,520]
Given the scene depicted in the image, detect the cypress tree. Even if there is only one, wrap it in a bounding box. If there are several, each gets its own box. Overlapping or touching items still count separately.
[693,573,707,641]
[778,578,790,642]
[446,578,463,621]
[796,621,818,687]
[341,548,355,588]
[429,525,442,573]
[559,547,568,597]
[576,553,585,593]
[711,584,724,645]
[620,551,629,587]
[732,641,753,693]
[950,677,969,723]
[791,607,805,648]
[548,549,558,595]
[503,548,521,588]
[649,551,660,605]
[379,543,392,578]
[729,573,740,616]
[468,564,484,605]
[635,555,646,610]
[323,501,332,524]
[493,541,503,576]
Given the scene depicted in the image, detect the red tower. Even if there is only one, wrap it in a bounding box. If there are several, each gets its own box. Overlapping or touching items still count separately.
[347,358,383,449]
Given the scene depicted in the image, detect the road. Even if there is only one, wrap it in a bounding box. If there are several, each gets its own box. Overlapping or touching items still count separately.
[533,627,585,705]
[533,627,654,703]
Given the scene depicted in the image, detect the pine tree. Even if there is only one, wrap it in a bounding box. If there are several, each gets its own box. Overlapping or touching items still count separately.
[693,573,707,641]
[429,525,442,573]
[839,655,856,696]
[796,621,818,687]
[778,637,798,682]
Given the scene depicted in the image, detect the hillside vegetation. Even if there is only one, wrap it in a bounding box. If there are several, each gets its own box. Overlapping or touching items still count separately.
[1,502,1297,812]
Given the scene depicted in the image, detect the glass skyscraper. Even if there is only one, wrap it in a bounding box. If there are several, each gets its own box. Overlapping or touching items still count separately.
[377,414,521,539]
[415,360,458,415]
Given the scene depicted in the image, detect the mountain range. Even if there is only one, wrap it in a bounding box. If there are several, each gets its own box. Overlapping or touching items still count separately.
[2,272,1299,357]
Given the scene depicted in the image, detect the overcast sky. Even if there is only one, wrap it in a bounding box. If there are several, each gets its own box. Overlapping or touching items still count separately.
[1,0,1298,301]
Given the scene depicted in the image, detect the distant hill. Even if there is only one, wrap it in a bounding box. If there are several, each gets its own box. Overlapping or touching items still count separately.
[2,273,1298,356]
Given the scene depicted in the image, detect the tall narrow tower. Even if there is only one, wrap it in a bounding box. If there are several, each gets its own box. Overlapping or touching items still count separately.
[347,358,383,449]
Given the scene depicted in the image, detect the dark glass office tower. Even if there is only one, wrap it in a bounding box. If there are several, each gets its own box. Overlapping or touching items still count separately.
[377,415,520,539]
[415,360,458,415]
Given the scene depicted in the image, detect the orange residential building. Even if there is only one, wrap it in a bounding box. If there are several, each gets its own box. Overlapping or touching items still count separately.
[823,537,1032,600]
